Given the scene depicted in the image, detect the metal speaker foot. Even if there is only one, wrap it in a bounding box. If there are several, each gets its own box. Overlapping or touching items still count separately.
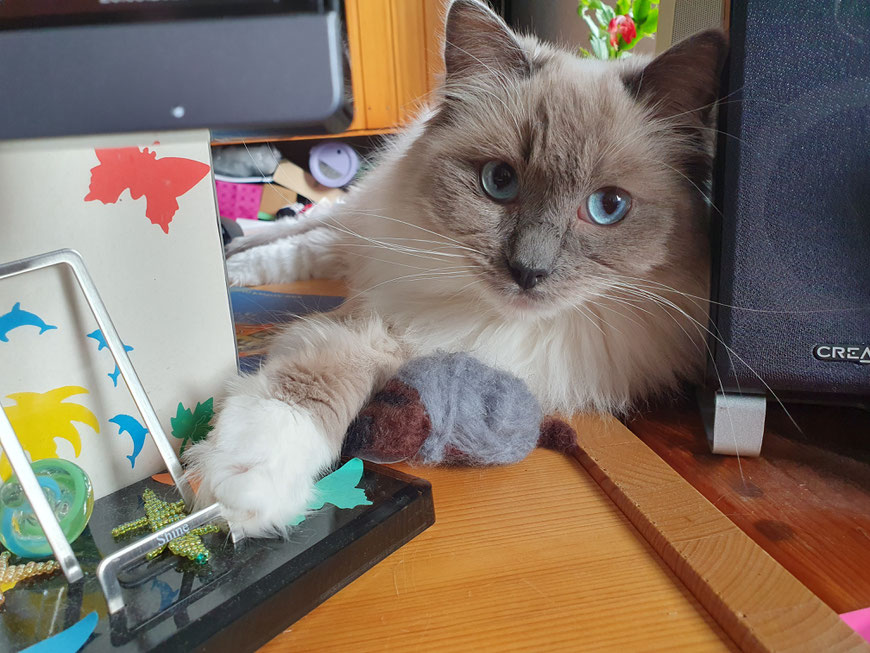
[698,390,766,457]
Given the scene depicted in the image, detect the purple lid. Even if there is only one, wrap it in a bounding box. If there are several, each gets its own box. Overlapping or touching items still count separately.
[308,141,360,188]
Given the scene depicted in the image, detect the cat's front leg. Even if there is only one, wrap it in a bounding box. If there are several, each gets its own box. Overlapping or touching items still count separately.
[224,226,342,286]
[184,310,407,536]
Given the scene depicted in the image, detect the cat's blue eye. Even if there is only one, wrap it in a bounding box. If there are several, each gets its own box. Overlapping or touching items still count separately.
[584,187,632,225]
[480,160,519,202]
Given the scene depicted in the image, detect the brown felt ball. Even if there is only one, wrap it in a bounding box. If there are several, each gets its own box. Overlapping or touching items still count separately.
[343,378,431,463]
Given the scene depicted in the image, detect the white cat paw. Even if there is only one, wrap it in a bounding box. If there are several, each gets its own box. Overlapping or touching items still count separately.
[225,250,269,287]
[184,393,336,537]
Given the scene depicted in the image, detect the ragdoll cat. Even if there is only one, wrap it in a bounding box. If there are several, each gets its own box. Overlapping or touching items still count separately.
[185,0,727,536]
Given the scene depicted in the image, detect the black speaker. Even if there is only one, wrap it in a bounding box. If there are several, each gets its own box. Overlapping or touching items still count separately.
[704,0,870,454]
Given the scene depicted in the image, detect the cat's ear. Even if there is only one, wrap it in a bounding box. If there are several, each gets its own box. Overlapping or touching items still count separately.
[443,0,530,82]
[624,29,728,124]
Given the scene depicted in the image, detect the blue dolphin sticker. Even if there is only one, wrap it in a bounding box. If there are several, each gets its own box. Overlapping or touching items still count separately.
[109,414,149,468]
[0,302,57,342]
[87,329,134,387]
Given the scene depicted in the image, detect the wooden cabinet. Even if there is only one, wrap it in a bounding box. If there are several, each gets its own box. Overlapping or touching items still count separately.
[346,0,448,135]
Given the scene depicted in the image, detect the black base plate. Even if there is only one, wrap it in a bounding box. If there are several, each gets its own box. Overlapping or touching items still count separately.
[0,461,434,652]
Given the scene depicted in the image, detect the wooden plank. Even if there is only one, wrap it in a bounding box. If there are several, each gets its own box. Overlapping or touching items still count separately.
[282,127,397,141]
[423,0,449,93]
[253,280,347,297]
[629,402,870,615]
[211,127,399,146]
[344,0,368,131]
[356,0,399,129]
[261,447,732,651]
[571,414,868,653]
[391,0,430,123]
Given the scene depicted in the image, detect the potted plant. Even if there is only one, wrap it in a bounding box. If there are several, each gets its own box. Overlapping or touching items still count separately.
[578,0,659,59]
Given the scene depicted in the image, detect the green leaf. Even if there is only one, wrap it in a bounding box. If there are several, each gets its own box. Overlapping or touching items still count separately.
[578,0,604,11]
[633,0,650,24]
[580,9,601,37]
[600,3,616,21]
[170,397,215,455]
[590,35,609,60]
[577,46,593,57]
[639,7,658,35]
[594,8,606,26]
[616,0,630,14]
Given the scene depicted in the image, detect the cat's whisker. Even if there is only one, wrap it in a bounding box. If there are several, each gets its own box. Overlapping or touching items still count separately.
[646,85,747,125]
[580,302,635,338]
[348,209,486,254]
[600,274,740,388]
[647,157,723,216]
[443,79,524,137]
[443,278,487,303]
[342,250,482,273]
[605,272,870,315]
[332,239,480,265]
[584,295,651,333]
[442,39,514,92]
[601,284,749,483]
[602,288,707,358]
[324,218,474,263]
[605,282,802,438]
[365,235,484,256]
[602,276,752,442]
[621,291,748,484]
[570,304,608,337]
[342,269,477,305]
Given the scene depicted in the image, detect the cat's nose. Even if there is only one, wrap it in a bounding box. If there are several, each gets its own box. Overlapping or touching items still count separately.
[508,262,549,290]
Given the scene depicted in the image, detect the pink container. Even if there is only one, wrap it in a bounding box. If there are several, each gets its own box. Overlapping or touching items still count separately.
[215,180,264,220]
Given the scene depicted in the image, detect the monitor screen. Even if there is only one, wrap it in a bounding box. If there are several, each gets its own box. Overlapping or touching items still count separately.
[0,0,325,30]
[0,0,350,139]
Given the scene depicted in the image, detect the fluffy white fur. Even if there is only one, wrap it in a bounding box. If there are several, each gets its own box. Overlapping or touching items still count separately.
[186,1,724,536]
[186,374,336,536]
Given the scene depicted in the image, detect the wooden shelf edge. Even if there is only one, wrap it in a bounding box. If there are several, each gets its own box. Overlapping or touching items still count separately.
[569,414,868,653]
[211,127,399,146]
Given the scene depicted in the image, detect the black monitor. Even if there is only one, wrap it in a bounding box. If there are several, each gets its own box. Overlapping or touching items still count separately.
[0,0,351,140]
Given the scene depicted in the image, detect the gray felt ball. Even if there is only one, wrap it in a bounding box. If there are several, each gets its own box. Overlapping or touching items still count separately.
[396,352,543,465]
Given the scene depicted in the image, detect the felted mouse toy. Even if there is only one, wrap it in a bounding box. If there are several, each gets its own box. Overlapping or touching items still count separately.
[342,352,578,465]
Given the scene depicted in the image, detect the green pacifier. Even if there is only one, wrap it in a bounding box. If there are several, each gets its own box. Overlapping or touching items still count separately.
[0,459,94,559]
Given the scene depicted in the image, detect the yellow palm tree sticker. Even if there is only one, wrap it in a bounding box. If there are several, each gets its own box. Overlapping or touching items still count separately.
[1,386,100,480]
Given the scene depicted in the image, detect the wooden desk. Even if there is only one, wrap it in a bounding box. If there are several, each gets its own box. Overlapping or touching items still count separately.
[262,445,731,652]
[630,402,870,615]
[249,282,865,651]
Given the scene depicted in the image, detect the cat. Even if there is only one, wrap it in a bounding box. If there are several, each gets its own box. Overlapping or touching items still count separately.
[185,0,728,536]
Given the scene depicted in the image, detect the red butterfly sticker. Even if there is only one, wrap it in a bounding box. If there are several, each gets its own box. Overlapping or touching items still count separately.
[84,147,210,234]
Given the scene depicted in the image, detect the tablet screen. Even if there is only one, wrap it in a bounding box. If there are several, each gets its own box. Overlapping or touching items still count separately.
[0,0,324,29]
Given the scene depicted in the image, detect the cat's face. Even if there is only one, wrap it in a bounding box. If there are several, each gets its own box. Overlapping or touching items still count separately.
[414,0,726,319]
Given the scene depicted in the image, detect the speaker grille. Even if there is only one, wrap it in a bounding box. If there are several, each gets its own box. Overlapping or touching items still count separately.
[673,0,723,42]
[712,1,870,398]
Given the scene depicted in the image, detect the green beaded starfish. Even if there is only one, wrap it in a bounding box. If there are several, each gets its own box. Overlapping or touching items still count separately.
[112,489,219,565]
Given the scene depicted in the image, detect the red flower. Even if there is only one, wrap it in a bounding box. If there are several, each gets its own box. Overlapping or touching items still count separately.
[608,15,637,48]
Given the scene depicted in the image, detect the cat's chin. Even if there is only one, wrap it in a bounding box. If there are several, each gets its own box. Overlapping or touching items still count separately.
[486,287,564,321]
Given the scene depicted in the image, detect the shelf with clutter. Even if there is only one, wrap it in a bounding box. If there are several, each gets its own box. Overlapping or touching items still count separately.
[210,0,451,243]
